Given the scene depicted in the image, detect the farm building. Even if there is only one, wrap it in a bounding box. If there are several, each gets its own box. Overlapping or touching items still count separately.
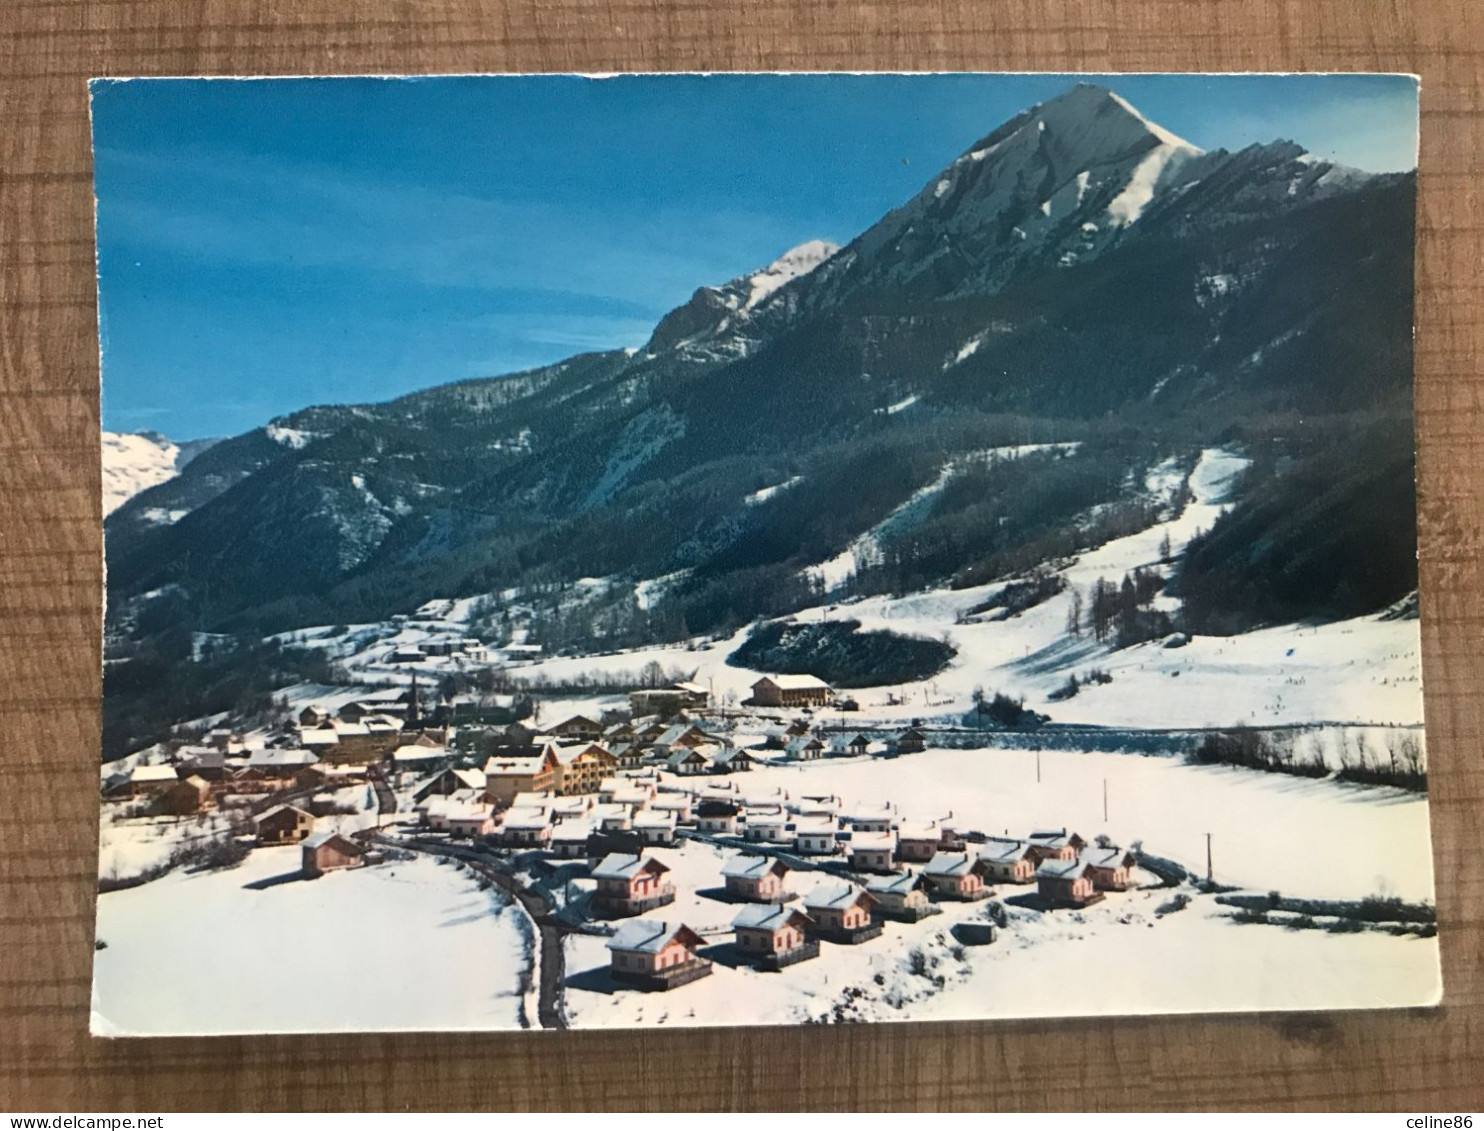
[591,854,676,918]
[923,852,992,901]
[253,803,315,845]
[847,733,872,757]
[721,855,791,902]
[732,905,817,970]
[802,881,882,944]
[302,831,366,876]
[866,871,939,922]
[848,830,899,874]
[605,920,712,991]
[1036,856,1100,908]
[787,736,826,761]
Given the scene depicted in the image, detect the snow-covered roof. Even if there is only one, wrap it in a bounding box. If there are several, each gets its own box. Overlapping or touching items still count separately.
[793,818,837,836]
[924,851,981,877]
[631,809,676,830]
[246,747,320,768]
[803,880,870,911]
[1037,856,1089,880]
[756,674,830,690]
[303,830,361,851]
[392,744,446,763]
[721,855,786,879]
[866,872,921,895]
[299,729,339,746]
[502,807,551,831]
[483,751,551,775]
[849,831,897,852]
[1029,828,1077,848]
[1082,846,1134,869]
[129,764,179,783]
[980,840,1033,864]
[605,919,700,955]
[731,904,808,932]
[666,747,710,768]
[253,802,312,824]
[592,853,669,881]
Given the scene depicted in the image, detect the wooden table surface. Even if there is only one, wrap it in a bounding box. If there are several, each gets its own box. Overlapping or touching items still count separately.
[2,0,1481,1112]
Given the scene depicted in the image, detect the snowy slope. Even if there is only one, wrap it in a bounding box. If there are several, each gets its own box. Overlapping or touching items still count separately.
[92,850,532,1035]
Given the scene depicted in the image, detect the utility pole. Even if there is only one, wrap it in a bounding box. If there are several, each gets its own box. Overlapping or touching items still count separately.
[1103,777,1108,822]
[1035,748,1041,784]
[1206,832,1213,885]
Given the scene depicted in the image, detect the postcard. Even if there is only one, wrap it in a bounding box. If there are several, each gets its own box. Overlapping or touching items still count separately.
[90,72,1436,1035]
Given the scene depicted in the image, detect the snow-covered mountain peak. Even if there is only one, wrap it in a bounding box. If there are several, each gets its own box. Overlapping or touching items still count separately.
[103,430,180,515]
[744,239,840,310]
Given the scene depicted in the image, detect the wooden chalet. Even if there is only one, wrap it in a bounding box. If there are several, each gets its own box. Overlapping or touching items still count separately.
[1081,846,1138,891]
[1036,856,1101,908]
[254,803,315,845]
[802,881,882,944]
[979,839,1038,884]
[591,854,676,918]
[302,831,366,876]
[606,920,712,991]
[923,851,992,901]
[731,905,817,970]
[865,871,939,922]
[1026,828,1087,863]
[720,855,791,902]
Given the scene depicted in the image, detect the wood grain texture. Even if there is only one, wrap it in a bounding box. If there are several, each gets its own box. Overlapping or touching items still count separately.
[1,0,1481,1112]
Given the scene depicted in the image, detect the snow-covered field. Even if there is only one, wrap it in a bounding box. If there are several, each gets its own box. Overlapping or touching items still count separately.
[700,745,1435,902]
[92,849,532,1035]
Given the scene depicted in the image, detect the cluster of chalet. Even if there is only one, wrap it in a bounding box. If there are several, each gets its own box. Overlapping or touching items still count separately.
[779,721,929,761]
[594,825,1141,992]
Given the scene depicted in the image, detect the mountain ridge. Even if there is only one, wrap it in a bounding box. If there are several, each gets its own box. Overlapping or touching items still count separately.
[103,83,1416,674]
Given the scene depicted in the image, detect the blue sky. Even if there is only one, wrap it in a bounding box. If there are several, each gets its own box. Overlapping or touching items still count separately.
[91,72,1418,439]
